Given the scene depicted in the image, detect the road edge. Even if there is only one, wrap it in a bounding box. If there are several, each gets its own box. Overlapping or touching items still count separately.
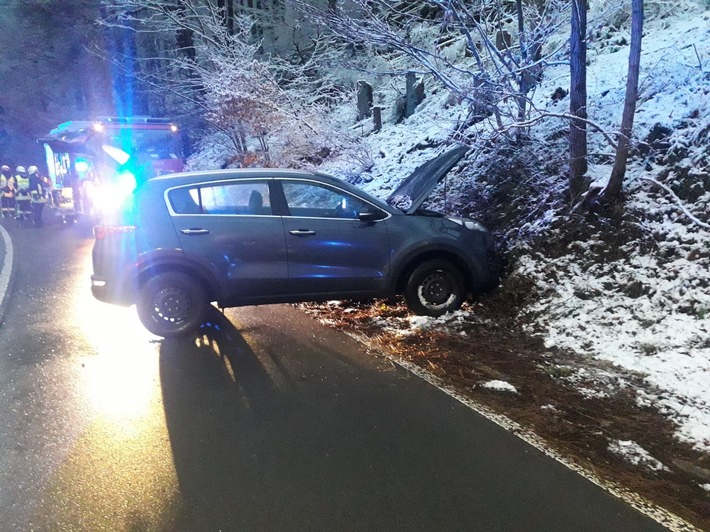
[340,328,700,532]
[0,224,15,326]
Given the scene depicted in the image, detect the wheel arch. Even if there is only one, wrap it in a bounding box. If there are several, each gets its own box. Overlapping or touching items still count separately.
[135,259,221,303]
[394,249,474,296]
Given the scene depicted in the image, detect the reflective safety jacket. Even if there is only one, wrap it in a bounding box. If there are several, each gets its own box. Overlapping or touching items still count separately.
[15,173,30,191]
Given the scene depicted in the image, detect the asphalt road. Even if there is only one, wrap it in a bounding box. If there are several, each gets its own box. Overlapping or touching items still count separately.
[0,215,671,531]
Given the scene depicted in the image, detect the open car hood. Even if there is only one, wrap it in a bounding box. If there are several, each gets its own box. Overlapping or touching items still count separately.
[386,145,469,214]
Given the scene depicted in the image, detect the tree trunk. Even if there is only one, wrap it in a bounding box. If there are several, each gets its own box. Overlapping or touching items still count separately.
[176,0,196,61]
[569,0,588,200]
[515,0,527,124]
[603,0,643,201]
[226,0,235,35]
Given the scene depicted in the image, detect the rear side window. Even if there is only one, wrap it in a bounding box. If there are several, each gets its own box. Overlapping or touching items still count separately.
[169,187,202,214]
[169,181,272,215]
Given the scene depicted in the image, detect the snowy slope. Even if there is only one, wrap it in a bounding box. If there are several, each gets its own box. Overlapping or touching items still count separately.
[323,7,710,453]
[189,6,710,454]
[516,10,710,452]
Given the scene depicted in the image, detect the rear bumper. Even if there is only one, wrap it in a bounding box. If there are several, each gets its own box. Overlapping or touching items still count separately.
[91,274,134,307]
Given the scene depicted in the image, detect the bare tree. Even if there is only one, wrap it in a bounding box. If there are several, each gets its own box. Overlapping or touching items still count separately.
[602,0,644,202]
[99,0,347,165]
[568,0,588,201]
[297,0,566,136]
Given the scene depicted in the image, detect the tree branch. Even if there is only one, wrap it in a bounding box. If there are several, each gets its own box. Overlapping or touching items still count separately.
[640,177,710,230]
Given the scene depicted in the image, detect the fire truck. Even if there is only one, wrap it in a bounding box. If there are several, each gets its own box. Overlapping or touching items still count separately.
[39,116,185,223]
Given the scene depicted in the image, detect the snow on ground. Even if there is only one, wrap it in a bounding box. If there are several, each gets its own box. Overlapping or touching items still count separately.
[330,8,710,452]
[513,9,710,452]
[480,380,519,394]
[190,6,710,453]
[338,8,710,452]
[608,440,670,472]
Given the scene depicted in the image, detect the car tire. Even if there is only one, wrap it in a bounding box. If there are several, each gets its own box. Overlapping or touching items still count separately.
[404,259,466,317]
[136,271,208,337]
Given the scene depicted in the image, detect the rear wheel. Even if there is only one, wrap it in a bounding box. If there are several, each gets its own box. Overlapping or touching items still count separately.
[404,259,466,317]
[137,272,208,337]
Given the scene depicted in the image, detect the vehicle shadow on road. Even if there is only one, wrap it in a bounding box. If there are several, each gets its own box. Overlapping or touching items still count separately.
[155,305,399,531]
[161,306,278,403]
[158,307,282,529]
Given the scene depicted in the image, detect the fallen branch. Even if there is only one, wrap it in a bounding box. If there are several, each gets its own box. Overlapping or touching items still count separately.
[640,176,710,229]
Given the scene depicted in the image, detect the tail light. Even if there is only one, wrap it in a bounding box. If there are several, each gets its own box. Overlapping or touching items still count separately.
[93,224,137,240]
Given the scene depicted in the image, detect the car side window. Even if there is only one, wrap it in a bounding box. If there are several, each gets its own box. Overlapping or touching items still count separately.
[169,181,272,215]
[282,181,367,219]
[169,187,202,214]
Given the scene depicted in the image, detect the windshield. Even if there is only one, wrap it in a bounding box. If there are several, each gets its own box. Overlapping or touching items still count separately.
[103,128,182,160]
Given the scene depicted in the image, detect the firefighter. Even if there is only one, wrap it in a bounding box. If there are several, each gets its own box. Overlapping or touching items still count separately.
[28,165,47,226]
[1,173,17,218]
[14,166,32,220]
[15,166,30,192]
[0,164,10,189]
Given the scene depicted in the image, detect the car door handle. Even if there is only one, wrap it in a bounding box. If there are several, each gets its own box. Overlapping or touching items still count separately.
[180,228,210,235]
[289,229,316,236]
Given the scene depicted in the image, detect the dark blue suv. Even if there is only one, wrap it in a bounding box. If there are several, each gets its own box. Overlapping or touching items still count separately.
[91,147,498,337]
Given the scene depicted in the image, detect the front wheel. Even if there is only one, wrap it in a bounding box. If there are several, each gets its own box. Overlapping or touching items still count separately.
[404,259,466,317]
[136,272,208,337]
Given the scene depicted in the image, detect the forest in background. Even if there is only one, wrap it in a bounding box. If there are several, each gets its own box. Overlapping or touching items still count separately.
[1,0,687,208]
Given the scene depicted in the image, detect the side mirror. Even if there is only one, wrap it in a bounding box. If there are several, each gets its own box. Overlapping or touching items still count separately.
[358,208,383,222]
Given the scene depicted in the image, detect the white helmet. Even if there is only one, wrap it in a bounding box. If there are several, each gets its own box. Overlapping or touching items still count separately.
[16,166,26,174]
[27,165,39,175]
[1,165,10,172]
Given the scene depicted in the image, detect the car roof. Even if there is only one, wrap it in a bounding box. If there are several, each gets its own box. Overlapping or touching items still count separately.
[146,168,342,189]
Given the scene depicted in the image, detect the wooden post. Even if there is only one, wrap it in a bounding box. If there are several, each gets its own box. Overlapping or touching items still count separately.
[495,30,511,50]
[356,80,373,121]
[405,72,425,118]
[372,106,382,132]
[405,72,417,118]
